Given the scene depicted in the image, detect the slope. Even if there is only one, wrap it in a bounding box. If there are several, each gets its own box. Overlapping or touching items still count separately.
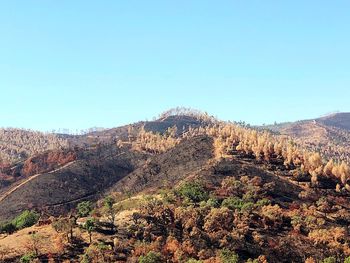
[318,112,350,131]
[111,135,214,194]
[265,113,350,163]
[0,128,69,164]
[0,145,146,222]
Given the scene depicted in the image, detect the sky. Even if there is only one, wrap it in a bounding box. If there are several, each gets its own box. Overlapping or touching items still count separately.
[1,1,350,131]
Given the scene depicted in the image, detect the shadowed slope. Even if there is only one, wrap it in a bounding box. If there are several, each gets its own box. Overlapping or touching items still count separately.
[0,146,146,221]
[112,135,214,194]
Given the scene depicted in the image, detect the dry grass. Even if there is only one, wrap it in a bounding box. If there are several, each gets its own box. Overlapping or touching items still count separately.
[0,224,59,260]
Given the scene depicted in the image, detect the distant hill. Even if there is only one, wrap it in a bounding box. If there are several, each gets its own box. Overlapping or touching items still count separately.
[0,111,212,165]
[0,128,69,164]
[264,112,350,163]
[317,112,350,131]
[74,114,213,146]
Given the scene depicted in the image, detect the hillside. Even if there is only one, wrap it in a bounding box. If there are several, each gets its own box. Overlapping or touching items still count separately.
[112,135,214,194]
[318,113,350,131]
[0,111,350,262]
[0,111,211,221]
[0,128,69,164]
[265,113,350,164]
[73,114,213,147]
[0,145,147,222]
[0,110,210,165]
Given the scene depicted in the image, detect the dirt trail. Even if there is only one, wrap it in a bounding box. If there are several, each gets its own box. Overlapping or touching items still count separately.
[0,151,129,209]
[43,192,97,209]
[0,161,77,203]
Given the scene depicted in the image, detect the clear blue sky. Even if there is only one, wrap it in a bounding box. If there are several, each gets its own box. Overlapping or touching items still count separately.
[1,1,349,131]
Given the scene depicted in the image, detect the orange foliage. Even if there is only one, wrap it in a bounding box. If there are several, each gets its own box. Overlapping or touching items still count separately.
[22,150,77,176]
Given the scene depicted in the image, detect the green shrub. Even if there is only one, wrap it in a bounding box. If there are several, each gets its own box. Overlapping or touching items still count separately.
[221,197,244,210]
[321,257,336,263]
[241,202,254,213]
[220,249,239,263]
[206,197,220,208]
[176,181,209,203]
[12,210,39,230]
[84,218,96,243]
[255,198,271,207]
[344,256,350,263]
[139,251,162,263]
[20,252,36,263]
[200,197,220,208]
[186,259,203,263]
[242,190,257,201]
[222,197,266,213]
[77,201,93,217]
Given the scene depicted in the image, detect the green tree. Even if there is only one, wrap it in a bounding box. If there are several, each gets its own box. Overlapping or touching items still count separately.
[176,181,209,203]
[206,197,220,208]
[222,197,244,211]
[84,218,95,244]
[77,201,92,218]
[139,251,162,263]
[103,196,117,231]
[20,252,36,263]
[321,257,336,263]
[220,249,239,263]
[12,210,39,230]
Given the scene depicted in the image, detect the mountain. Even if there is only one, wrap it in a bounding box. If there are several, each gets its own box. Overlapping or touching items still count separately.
[0,128,69,164]
[0,113,209,170]
[318,112,350,131]
[0,112,211,221]
[264,112,350,164]
[72,114,213,146]
[1,110,350,263]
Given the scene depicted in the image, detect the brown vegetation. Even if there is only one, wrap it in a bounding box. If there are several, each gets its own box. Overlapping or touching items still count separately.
[0,128,69,164]
[1,110,350,262]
